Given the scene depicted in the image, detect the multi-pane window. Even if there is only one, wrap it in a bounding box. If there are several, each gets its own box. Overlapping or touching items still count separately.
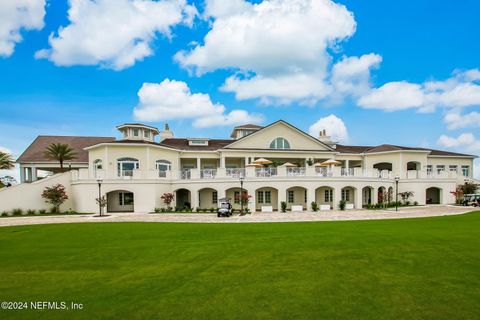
[437,165,445,174]
[342,189,350,202]
[324,189,333,202]
[449,165,458,173]
[269,137,291,149]
[144,130,150,138]
[212,191,218,204]
[426,165,433,174]
[117,158,139,177]
[133,129,139,137]
[304,190,307,203]
[119,192,134,206]
[462,165,470,177]
[288,190,294,203]
[156,160,171,178]
[234,191,240,204]
[257,191,271,204]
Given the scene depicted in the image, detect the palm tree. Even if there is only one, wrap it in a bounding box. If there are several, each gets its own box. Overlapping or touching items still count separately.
[44,143,77,172]
[0,151,14,170]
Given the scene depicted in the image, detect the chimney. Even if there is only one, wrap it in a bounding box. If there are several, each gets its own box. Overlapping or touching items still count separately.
[159,123,174,141]
[318,129,337,149]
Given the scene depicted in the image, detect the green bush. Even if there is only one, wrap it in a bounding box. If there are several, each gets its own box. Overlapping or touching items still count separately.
[12,208,23,216]
[311,201,318,212]
[338,200,346,211]
[38,209,47,214]
[414,201,419,206]
[209,207,215,213]
[49,207,57,214]
[405,201,411,206]
[154,208,161,213]
[1,211,8,217]
[281,201,287,213]
[244,208,251,214]
[27,209,36,215]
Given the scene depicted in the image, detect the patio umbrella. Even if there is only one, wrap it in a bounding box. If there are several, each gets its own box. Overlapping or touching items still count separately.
[319,159,342,166]
[252,158,273,165]
[246,163,262,167]
[314,162,326,167]
[281,162,297,167]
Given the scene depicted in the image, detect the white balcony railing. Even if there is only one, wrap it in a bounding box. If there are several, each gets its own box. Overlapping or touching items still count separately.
[315,168,332,177]
[200,169,217,179]
[256,167,277,178]
[287,167,306,176]
[180,169,191,180]
[226,168,245,178]
[341,168,354,176]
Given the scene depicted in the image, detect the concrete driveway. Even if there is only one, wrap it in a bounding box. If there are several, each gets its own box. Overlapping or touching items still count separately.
[0,205,477,227]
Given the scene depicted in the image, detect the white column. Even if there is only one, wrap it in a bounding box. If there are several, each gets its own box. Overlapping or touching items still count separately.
[373,188,378,204]
[197,158,201,169]
[104,146,109,178]
[19,165,26,183]
[334,187,342,210]
[247,188,256,213]
[220,155,225,168]
[355,188,362,209]
[190,190,199,209]
[31,166,37,181]
[346,160,350,173]
[278,187,287,212]
[245,157,249,166]
[307,188,316,210]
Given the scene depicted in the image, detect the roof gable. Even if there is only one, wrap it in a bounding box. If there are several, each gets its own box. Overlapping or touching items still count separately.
[224,120,334,151]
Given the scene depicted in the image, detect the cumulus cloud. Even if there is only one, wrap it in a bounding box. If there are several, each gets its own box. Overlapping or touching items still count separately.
[437,133,480,152]
[308,114,348,143]
[35,0,196,70]
[358,69,480,112]
[444,111,480,130]
[0,0,46,57]
[133,79,264,128]
[176,0,359,104]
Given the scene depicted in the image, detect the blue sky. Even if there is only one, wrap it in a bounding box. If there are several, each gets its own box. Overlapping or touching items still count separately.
[0,0,479,177]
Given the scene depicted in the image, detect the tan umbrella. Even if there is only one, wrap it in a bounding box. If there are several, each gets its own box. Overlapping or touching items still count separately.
[281,162,297,167]
[246,163,262,167]
[319,159,342,166]
[314,162,326,167]
[252,158,272,165]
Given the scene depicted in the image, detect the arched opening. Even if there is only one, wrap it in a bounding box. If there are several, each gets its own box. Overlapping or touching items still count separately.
[175,189,191,209]
[286,186,307,211]
[255,187,278,211]
[269,137,291,149]
[426,187,442,204]
[373,162,393,171]
[362,186,373,206]
[315,186,335,209]
[107,190,134,213]
[225,187,248,210]
[388,186,394,203]
[198,188,218,210]
[407,161,421,171]
[341,186,356,208]
[377,186,387,204]
[93,159,102,178]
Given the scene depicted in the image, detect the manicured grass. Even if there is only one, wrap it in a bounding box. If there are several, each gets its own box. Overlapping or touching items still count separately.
[1,213,480,319]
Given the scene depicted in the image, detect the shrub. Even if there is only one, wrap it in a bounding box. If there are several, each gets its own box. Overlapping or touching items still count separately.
[39,209,47,214]
[154,208,161,213]
[161,193,175,207]
[12,208,23,216]
[27,209,36,215]
[339,200,347,211]
[49,207,57,214]
[1,211,8,217]
[405,201,411,206]
[414,201,419,206]
[281,201,287,213]
[209,207,215,213]
[41,184,68,213]
[244,208,251,214]
[311,201,318,212]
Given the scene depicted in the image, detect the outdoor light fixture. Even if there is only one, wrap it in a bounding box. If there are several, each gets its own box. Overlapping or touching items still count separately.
[97,179,103,216]
[239,176,245,215]
[395,176,400,212]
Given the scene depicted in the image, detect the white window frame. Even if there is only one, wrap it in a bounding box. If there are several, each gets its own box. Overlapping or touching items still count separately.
[342,189,350,202]
[117,158,139,177]
[462,165,470,177]
[269,137,291,149]
[325,189,333,202]
[288,190,294,203]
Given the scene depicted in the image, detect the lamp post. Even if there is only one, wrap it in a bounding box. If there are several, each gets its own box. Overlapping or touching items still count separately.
[97,179,103,216]
[239,176,245,215]
[395,176,399,211]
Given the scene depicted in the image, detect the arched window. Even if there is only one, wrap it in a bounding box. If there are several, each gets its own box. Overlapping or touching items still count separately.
[156,160,172,178]
[269,137,290,149]
[117,157,139,177]
[93,159,103,177]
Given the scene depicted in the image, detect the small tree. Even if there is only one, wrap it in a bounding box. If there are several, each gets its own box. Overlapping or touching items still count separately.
[96,195,107,215]
[161,193,175,209]
[461,182,479,195]
[450,186,464,205]
[41,184,68,213]
[311,201,318,212]
[399,191,414,205]
[306,158,314,166]
[339,200,347,211]
[281,201,287,213]
[0,151,14,170]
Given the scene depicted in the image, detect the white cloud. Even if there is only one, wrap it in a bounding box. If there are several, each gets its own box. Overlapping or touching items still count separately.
[444,111,480,130]
[35,0,196,70]
[331,53,382,99]
[437,133,480,152]
[176,0,358,104]
[133,79,264,128]
[308,114,348,143]
[0,0,46,57]
[358,69,480,112]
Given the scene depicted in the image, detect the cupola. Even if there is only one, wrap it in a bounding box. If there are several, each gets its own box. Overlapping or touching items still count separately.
[116,124,159,142]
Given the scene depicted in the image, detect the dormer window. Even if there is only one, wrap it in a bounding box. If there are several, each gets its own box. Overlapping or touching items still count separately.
[116,124,159,142]
[270,137,290,149]
[133,129,139,137]
[188,139,209,146]
[144,131,150,138]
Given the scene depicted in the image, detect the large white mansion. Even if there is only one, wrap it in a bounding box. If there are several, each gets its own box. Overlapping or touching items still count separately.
[1,120,477,213]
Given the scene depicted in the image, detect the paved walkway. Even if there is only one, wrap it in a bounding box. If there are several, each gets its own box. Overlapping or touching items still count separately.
[0,205,477,227]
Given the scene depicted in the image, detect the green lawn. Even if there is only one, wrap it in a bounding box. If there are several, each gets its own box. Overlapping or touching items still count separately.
[1,213,480,320]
